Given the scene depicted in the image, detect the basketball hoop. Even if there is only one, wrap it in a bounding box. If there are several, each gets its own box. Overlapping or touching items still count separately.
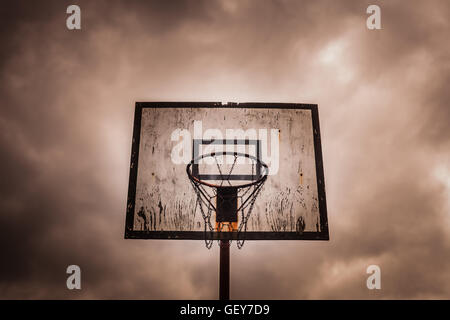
[186,151,268,249]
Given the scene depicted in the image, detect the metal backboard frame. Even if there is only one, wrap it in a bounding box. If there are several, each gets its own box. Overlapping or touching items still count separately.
[125,102,329,241]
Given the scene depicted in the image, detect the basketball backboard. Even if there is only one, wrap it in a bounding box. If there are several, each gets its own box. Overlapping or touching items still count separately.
[125,102,328,241]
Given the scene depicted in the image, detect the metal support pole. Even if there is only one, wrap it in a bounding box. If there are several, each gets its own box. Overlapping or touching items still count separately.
[219,240,230,300]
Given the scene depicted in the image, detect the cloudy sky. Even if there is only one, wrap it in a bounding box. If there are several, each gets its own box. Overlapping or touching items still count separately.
[0,0,449,299]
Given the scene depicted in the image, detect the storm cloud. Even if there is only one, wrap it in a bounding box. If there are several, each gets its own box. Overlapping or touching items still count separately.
[0,0,449,299]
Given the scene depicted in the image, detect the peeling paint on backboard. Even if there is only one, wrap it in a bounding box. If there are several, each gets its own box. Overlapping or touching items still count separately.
[125,102,329,240]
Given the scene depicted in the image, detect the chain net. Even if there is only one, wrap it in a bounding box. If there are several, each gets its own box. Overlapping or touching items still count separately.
[188,153,267,249]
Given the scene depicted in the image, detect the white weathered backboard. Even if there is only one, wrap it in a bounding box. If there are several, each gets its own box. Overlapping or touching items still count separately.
[125,102,328,241]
